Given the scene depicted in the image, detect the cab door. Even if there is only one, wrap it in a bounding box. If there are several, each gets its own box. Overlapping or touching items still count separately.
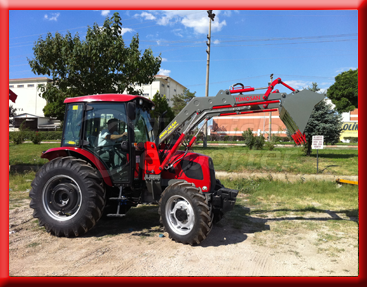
[83,102,133,184]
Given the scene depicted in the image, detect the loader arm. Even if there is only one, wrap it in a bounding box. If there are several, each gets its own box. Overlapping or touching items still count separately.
[157,77,325,170]
[159,78,324,145]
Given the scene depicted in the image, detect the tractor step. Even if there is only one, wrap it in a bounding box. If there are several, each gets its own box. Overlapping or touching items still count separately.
[109,197,126,200]
[107,187,128,217]
[106,213,126,217]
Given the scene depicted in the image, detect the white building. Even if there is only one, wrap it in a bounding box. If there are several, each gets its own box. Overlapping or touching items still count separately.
[9,75,187,130]
[130,75,187,106]
[9,77,51,117]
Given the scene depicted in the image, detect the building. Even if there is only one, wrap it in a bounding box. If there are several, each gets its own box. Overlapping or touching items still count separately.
[130,75,187,106]
[340,109,358,142]
[9,77,51,117]
[212,109,286,139]
[9,75,187,131]
[212,98,358,141]
[9,77,60,131]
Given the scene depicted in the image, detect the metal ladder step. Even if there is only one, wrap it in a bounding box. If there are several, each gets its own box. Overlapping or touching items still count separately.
[106,187,127,217]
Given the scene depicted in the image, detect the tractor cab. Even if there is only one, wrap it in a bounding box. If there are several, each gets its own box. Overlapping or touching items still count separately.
[61,94,154,185]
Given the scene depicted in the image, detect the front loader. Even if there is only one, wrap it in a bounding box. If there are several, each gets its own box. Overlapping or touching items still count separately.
[29,75,324,245]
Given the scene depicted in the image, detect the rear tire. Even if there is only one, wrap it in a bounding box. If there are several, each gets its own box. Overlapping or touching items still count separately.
[29,157,106,237]
[158,182,213,245]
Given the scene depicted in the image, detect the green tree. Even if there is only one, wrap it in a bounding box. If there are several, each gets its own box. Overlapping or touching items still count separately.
[287,83,342,156]
[9,105,16,125]
[327,69,358,113]
[172,88,196,116]
[302,100,342,156]
[150,91,175,134]
[307,82,321,92]
[28,12,161,119]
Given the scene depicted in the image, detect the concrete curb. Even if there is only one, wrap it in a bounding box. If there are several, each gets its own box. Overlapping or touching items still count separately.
[215,171,358,183]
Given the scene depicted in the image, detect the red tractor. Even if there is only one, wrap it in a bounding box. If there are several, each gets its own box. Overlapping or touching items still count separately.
[29,75,324,245]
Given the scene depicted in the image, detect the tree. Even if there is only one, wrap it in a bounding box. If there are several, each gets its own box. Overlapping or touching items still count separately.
[9,105,17,125]
[172,88,196,116]
[150,91,175,134]
[302,100,343,156]
[28,12,161,119]
[327,69,358,113]
[307,82,321,92]
[287,83,342,156]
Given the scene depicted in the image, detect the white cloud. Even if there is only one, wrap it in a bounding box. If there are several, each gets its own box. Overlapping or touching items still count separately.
[158,69,171,76]
[172,29,183,37]
[284,80,311,90]
[44,13,60,21]
[223,11,232,17]
[319,88,328,94]
[120,28,134,36]
[101,10,110,17]
[161,58,168,62]
[154,10,226,34]
[135,12,156,20]
[335,67,357,73]
[213,39,220,44]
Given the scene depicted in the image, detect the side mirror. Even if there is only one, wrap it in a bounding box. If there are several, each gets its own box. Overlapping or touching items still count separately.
[127,102,136,121]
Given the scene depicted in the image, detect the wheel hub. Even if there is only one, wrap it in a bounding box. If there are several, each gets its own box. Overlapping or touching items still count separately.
[42,175,82,221]
[50,183,78,213]
[165,195,195,236]
[175,208,188,222]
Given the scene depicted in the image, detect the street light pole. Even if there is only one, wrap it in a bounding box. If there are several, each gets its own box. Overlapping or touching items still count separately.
[203,10,215,148]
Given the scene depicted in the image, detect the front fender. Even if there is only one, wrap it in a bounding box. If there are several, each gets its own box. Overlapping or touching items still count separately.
[41,147,113,186]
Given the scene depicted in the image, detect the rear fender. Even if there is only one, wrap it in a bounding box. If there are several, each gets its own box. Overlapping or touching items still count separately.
[41,147,113,186]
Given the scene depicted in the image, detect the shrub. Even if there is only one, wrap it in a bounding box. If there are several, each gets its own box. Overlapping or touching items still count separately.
[31,131,43,144]
[265,141,275,151]
[253,134,265,150]
[9,131,63,141]
[224,135,229,142]
[242,128,255,149]
[343,137,358,143]
[12,132,25,145]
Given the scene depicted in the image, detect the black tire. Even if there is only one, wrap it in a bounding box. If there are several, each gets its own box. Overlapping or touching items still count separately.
[29,156,106,237]
[213,179,224,224]
[158,181,213,245]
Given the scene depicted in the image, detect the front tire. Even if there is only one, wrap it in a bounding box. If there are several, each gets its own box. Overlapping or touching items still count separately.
[29,157,106,237]
[158,182,213,245]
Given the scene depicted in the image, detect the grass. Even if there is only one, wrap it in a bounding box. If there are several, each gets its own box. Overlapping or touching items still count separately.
[9,143,60,165]
[9,143,358,176]
[192,146,358,175]
[219,178,358,252]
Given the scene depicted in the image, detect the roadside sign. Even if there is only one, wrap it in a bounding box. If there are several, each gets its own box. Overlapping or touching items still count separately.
[312,135,324,149]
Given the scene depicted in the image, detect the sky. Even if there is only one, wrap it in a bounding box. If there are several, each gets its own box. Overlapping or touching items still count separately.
[9,10,358,97]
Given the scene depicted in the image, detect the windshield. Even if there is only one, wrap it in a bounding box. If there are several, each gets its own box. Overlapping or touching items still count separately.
[134,107,154,143]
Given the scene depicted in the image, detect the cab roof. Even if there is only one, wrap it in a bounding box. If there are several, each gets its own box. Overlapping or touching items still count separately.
[64,94,154,105]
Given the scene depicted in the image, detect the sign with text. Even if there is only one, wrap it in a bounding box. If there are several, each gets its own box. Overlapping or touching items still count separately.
[312,135,324,149]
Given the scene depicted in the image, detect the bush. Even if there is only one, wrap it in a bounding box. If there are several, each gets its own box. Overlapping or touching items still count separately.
[253,134,265,150]
[224,135,229,142]
[242,128,255,149]
[12,132,25,145]
[265,141,275,151]
[9,131,63,141]
[343,137,358,143]
[31,131,43,144]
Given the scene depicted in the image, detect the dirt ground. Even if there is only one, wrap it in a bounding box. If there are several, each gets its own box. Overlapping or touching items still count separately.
[9,198,358,277]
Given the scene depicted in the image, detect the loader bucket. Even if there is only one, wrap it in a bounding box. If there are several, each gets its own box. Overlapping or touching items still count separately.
[279,90,325,145]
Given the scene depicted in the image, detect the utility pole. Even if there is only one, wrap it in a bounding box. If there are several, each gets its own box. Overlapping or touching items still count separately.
[203,10,215,148]
[268,74,273,141]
